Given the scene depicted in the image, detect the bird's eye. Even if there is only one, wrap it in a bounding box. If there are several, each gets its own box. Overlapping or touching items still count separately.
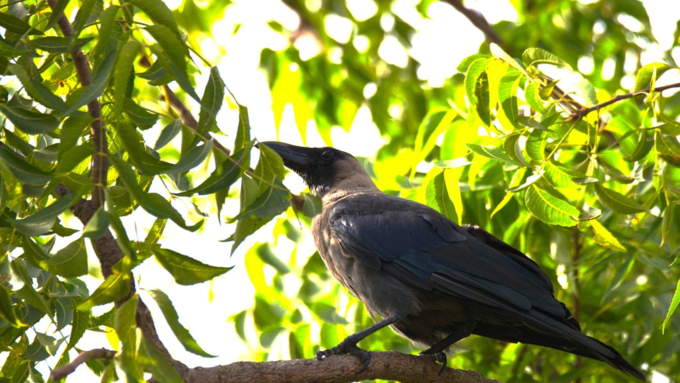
[321,150,334,161]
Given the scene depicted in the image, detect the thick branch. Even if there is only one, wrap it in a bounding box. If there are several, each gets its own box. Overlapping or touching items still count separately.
[441,0,503,46]
[50,348,116,381]
[570,82,680,120]
[182,352,500,383]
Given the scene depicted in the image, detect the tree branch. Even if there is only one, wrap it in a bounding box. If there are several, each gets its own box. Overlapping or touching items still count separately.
[570,82,680,121]
[182,352,500,383]
[49,348,116,381]
[47,0,107,209]
[441,0,503,46]
[44,2,187,376]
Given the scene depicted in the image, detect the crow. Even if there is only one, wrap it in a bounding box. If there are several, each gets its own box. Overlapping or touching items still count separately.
[260,141,645,381]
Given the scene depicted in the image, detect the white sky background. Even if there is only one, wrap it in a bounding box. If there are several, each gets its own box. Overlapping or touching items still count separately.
[11,0,676,381]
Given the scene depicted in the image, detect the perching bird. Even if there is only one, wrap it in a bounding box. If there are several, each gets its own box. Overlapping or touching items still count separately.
[260,141,645,381]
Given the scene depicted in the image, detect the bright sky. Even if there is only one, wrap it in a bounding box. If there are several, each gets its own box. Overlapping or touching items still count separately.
[9,0,677,381]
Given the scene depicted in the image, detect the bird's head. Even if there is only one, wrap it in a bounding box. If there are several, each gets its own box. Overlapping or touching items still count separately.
[258,141,377,198]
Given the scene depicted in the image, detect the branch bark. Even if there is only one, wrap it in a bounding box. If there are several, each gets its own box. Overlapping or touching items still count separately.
[49,348,116,381]
[182,352,500,383]
[569,82,680,120]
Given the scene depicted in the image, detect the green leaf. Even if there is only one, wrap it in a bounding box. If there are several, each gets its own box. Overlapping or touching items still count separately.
[147,289,215,357]
[166,139,213,174]
[12,193,80,236]
[539,80,559,100]
[114,293,138,344]
[45,0,71,31]
[0,12,42,35]
[525,184,578,226]
[576,80,597,107]
[144,218,167,245]
[544,161,584,188]
[590,219,627,252]
[524,82,546,113]
[497,70,521,131]
[77,267,131,310]
[0,103,59,134]
[503,134,529,167]
[517,116,549,131]
[425,170,458,223]
[123,99,159,129]
[144,24,188,77]
[233,180,291,220]
[154,120,182,150]
[71,0,101,38]
[0,147,53,185]
[593,184,647,214]
[127,0,183,40]
[522,48,570,69]
[197,67,225,134]
[0,285,24,328]
[467,144,519,165]
[626,129,653,162]
[235,105,252,153]
[175,142,252,196]
[457,53,488,73]
[110,155,188,226]
[8,65,70,113]
[634,62,672,91]
[65,47,117,115]
[65,305,89,351]
[11,260,53,316]
[27,37,94,53]
[464,58,489,106]
[138,336,182,383]
[42,237,88,278]
[598,158,634,183]
[150,45,201,103]
[490,43,528,75]
[656,131,680,156]
[152,247,232,286]
[83,207,110,238]
[663,279,680,333]
[59,115,94,159]
[115,122,171,175]
[113,40,142,115]
[507,173,542,192]
[55,145,95,174]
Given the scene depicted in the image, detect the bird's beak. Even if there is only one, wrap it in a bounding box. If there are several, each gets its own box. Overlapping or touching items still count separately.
[258,141,313,170]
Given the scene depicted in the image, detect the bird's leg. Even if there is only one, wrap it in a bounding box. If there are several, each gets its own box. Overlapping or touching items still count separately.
[420,319,476,374]
[316,315,401,374]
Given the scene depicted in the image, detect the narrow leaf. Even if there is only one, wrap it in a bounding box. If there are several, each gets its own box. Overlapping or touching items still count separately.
[152,248,232,286]
[147,289,215,357]
[0,104,59,134]
[594,184,647,214]
[12,193,80,236]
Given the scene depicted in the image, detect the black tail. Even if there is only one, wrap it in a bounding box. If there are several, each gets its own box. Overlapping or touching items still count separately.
[474,321,646,381]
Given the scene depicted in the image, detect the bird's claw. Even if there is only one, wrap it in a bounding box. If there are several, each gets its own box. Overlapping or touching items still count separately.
[420,350,447,375]
[316,340,371,374]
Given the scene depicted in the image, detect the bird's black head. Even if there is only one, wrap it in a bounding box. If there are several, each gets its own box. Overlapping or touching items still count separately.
[258,141,375,197]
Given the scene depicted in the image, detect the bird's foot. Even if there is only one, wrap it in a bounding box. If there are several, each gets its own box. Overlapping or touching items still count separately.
[316,339,371,374]
[420,350,447,375]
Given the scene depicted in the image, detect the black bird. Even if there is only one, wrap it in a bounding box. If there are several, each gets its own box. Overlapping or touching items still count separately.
[260,141,646,381]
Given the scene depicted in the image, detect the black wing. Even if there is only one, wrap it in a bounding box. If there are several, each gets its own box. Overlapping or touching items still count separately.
[329,194,566,317]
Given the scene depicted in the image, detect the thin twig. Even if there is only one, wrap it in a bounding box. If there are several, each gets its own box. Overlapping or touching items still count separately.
[49,348,116,381]
[442,0,503,46]
[570,82,680,121]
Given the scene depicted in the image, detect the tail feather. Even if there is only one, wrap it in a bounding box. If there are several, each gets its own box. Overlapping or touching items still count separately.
[474,321,646,381]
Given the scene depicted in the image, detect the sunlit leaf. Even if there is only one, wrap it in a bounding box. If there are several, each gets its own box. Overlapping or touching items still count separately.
[12,193,80,236]
[634,63,673,91]
[590,219,627,252]
[525,184,578,226]
[522,48,570,69]
[152,247,232,285]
